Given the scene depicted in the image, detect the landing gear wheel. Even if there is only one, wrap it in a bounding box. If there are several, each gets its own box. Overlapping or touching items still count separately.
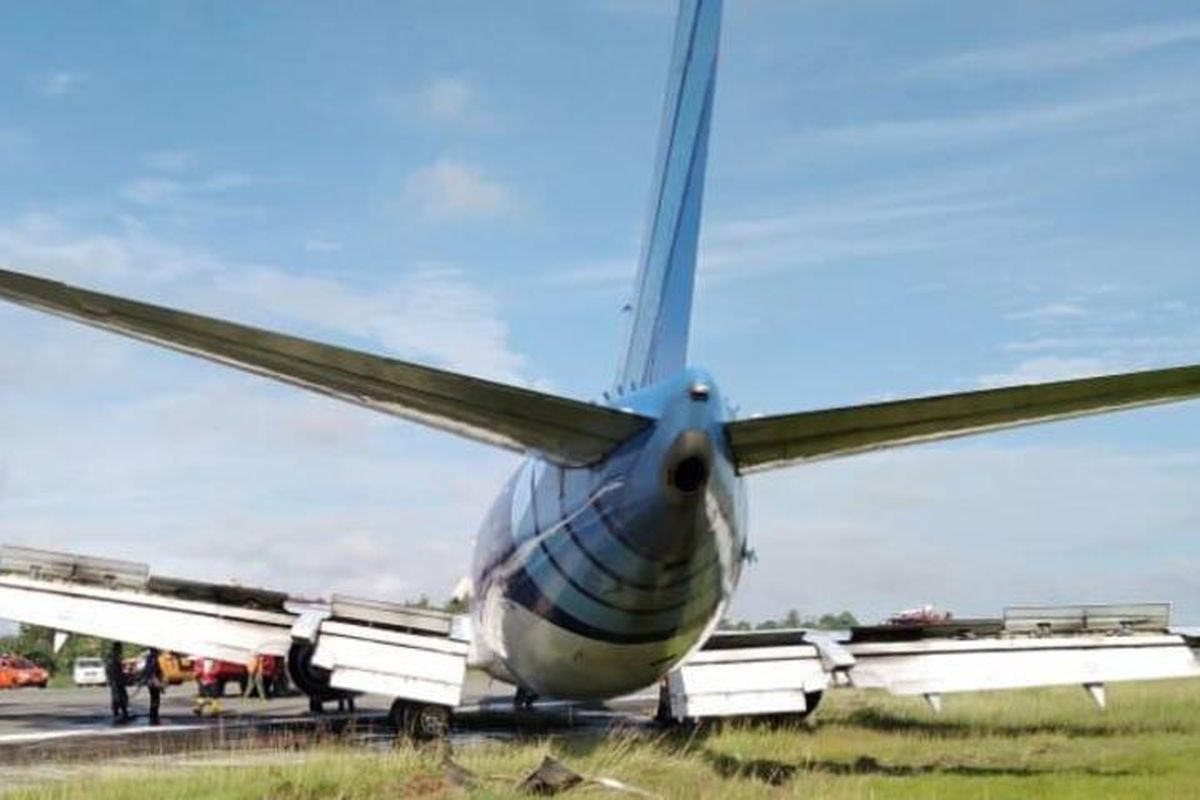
[804,690,824,718]
[288,640,357,714]
[389,699,451,741]
[513,686,538,711]
[654,680,674,725]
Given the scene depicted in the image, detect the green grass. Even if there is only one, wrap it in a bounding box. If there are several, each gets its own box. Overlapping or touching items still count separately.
[46,674,74,690]
[10,680,1200,799]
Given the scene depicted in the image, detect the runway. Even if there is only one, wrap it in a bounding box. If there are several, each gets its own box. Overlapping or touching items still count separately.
[0,676,659,769]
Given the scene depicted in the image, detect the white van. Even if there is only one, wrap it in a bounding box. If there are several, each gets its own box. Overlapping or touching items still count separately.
[72,657,106,687]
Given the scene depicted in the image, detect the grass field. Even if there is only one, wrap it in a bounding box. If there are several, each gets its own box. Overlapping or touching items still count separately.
[10,679,1200,799]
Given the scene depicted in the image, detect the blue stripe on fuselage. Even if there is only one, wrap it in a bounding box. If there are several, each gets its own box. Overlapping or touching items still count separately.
[473,368,746,649]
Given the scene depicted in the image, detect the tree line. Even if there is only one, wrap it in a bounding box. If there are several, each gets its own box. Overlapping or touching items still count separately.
[718,609,859,631]
[0,624,109,678]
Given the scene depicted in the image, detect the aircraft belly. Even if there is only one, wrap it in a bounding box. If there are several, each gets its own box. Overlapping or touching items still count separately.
[494,599,703,699]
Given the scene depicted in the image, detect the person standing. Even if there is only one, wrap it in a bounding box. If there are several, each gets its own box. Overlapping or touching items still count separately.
[104,641,129,724]
[244,653,267,701]
[138,648,165,725]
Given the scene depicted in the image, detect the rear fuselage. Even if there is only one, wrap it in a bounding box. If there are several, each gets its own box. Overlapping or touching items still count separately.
[471,367,747,698]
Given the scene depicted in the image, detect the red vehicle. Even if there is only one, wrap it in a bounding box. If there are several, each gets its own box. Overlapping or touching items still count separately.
[887,605,952,625]
[0,655,49,688]
[195,656,288,697]
[195,658,247,697]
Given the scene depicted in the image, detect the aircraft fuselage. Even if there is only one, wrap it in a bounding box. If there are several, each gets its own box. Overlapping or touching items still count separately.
[471,367,747,698]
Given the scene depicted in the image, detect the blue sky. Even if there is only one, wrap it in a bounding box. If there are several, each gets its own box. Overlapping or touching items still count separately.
[1,1,1198,629]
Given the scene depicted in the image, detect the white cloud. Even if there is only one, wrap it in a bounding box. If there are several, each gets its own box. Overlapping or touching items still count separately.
[119,170,255,207]
[219,265,529,383]
[203,171,254,191]
[420,77,475,123]
[120,177,184,205]
[0,210,536,605]
[30,70,85,97]
[910,20,1200,78]
[402,158,517,221]
[810,88,1197,150]
[589,0,674,17]
[0,212,219,282]
[542,258,636,291]
[977,356,1116,387]
[1004,302,1088,321]
[0,211,532,383]
[0,374,517,601]
[734,442,1200,624]
[546,178,1023,296]
[1005,333,1200,362]
[694,178,1041,285]
[385,77,493,130]
[143,150,197,173]
[304,237,342,254]
[0,127,30,166]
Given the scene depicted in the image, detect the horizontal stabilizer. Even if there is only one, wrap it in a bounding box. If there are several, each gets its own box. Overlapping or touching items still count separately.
[726,364,1200,473]
[0,268,651,465]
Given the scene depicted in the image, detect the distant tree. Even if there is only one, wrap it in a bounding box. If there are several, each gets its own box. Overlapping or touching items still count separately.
[0,624,109,677]
[443,596,469,614]
[733,610,861,632]
[814,611,858,630]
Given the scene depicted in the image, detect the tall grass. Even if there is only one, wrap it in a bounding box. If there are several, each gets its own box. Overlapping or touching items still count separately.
[10,679,1200,799]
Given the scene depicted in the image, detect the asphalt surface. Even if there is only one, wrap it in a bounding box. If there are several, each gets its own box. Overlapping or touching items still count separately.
[0,674,660,767]
[0,685,388,741]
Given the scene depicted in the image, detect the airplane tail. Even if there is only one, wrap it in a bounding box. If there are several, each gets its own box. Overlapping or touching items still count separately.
[613,0,722,394]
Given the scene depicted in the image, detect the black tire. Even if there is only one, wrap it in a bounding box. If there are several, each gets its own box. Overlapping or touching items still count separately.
[216,680,227,697]
[388,699,407,732]
[654,680,673,725]
[804,690,824,717]
[395,701,451,742]
[237,677,248,696]
[287,641,355,710]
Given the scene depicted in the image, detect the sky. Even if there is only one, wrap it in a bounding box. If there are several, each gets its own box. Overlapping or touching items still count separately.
[1,1,1198,632]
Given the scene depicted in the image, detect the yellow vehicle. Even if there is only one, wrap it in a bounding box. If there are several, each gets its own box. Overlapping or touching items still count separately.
[160,652,194,685]
[122,651,194,686]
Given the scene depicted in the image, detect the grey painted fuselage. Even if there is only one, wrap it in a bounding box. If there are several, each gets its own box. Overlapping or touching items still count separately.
[471,368,747,698]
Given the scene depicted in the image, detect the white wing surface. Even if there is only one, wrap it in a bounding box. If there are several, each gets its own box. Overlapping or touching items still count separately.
[0,546,469,707]
[664,604,1200,720]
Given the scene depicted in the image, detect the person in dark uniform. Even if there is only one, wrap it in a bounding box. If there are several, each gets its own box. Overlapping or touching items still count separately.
[138,647,165,725]
[104,641,129,724]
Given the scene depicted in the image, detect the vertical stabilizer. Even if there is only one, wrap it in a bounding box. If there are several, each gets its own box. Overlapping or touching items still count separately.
[614,0,722,393]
